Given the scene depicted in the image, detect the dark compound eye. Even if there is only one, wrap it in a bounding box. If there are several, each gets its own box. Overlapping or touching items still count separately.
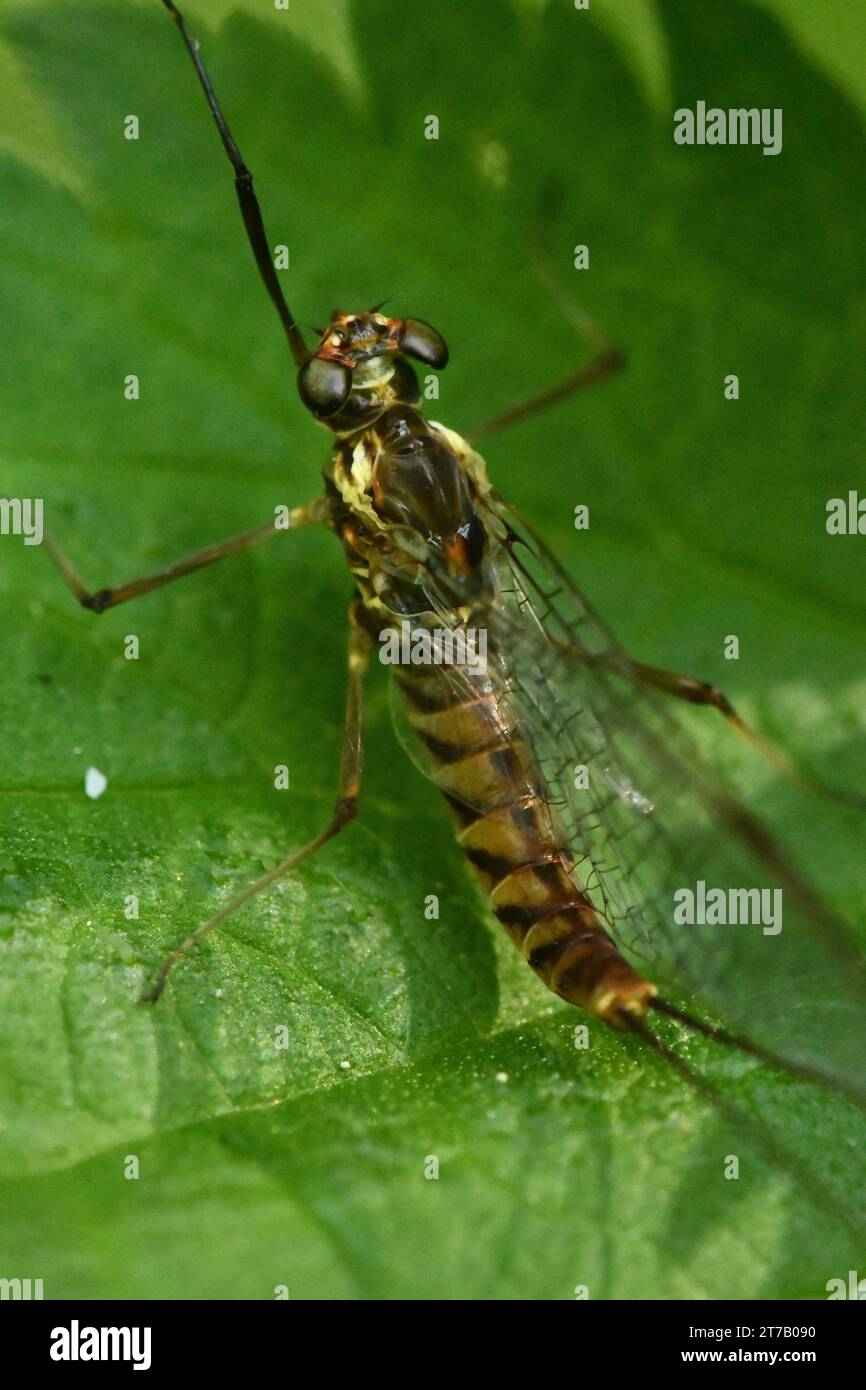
[297,356,353,418]
[398,318,449,369]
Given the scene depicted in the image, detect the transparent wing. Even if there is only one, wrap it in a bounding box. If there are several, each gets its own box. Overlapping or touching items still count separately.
[389,488,866,1089]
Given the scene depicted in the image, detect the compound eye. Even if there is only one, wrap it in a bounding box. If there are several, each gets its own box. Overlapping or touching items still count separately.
[399,318,449,369]
[297,356,352,418]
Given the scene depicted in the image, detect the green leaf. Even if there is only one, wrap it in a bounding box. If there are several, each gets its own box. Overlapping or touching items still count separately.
[1,0,864,1299]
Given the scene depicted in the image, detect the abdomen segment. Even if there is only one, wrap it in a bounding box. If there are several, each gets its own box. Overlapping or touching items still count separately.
[393,659,657,1026]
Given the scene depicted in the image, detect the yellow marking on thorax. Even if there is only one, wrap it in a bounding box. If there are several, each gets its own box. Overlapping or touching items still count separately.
[350,439,374,491]
[331,434,381,531]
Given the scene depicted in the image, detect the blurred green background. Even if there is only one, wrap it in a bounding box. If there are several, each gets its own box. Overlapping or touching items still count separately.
[0,0,865,1300]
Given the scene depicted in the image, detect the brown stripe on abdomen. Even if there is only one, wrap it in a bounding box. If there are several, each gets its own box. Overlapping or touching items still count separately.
[394,661,657,1026]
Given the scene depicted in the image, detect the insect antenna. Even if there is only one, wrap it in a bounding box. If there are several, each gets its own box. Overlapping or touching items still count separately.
[651,996,866,1111]
[622,1010,866,1246]
[160,1,308,365]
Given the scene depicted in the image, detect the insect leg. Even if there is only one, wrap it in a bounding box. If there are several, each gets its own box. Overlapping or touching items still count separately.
[466,239,623,442]
[46,500,327,613]
[634,661,798,770]
[465,347,624,443]
[633,659,865,808]
[140,605,371,1003]
[160,0,308,364]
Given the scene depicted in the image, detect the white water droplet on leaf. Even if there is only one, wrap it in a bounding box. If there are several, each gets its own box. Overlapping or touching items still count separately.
[85,767,108,799]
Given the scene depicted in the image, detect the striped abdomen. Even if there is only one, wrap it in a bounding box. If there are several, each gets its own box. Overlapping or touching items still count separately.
[393,657,656,1027]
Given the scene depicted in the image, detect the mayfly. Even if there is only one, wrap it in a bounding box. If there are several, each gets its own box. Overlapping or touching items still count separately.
[47,1,866,1227]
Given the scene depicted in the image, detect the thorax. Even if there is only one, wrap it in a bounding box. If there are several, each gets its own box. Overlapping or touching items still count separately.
[323,402,497,629]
